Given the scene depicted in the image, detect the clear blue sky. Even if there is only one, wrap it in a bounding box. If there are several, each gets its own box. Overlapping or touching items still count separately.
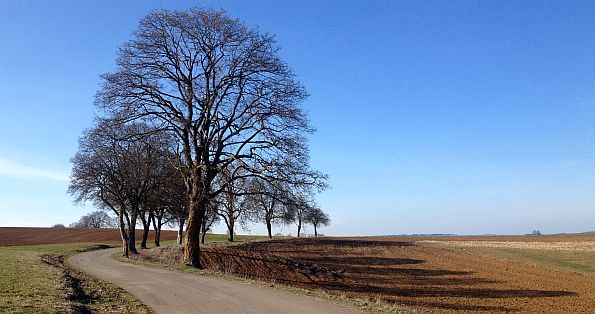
[1,0,595,235]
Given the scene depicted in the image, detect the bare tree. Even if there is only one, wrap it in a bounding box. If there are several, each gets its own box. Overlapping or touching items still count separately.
[96,8,313,267]
[213,170,249,242]
[138,208,153,249]
[200,201,219,244]
[245,179,289,239]
[168,199,189,246]
[70,211,115,228]
[151,206,169,247]
[305,207,330,237]
[285,194,316,237]
[69,119,165,256]
[162,160,190,245]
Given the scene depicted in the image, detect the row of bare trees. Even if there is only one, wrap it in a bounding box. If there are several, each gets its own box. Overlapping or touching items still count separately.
[214,174,331,240]
[68,117,329,256]
[69,121,175,256]
[69,7,328,267]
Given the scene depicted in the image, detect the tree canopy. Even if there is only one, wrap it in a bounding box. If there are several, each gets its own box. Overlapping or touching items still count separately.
[94,8,325,266]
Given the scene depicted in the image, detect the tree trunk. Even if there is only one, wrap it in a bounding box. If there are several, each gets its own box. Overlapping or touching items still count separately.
[140,211,151,249]
[151,214,162,247]
[227,219,235,242]
[297,221,301,237]
[127,207,138,254]
[266,219,272,239]
[200,212,208,245]
[183,193,206,268]
[177,218,185,245]
[314,224,318,237]
[118,210,129,257]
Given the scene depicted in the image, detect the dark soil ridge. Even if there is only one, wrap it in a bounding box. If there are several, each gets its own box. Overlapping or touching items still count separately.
[132,241,345,285]
[201,246,345,285]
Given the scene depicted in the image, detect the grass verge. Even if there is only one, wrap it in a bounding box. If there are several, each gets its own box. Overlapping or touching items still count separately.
[0,243,151,313]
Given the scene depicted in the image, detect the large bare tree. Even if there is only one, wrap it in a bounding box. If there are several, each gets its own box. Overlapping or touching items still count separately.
[96,8,313,267]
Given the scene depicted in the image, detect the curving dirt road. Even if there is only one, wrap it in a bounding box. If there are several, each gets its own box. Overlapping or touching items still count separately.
[68,248,360,314]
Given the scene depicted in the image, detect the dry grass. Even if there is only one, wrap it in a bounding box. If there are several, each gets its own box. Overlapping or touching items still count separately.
[422,241,595,274]
[420,240,595,251]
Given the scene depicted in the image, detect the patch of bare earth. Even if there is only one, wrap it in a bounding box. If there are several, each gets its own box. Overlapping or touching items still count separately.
[134,237,595,313]
[0,227,178,246]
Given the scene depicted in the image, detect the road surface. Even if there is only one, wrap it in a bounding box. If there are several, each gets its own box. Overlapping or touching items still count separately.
[68,248,360,314]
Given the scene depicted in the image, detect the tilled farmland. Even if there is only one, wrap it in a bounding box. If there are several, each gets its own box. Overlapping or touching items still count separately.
[205,236,595,313]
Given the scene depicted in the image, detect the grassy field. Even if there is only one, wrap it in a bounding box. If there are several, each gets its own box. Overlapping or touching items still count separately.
[489,248,595,273]
[0,243,150,313]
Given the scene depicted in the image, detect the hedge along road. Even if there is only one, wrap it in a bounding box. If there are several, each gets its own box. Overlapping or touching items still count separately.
[68,248,361,314]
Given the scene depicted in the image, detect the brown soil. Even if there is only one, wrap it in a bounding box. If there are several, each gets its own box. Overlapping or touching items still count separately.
[201,237,595,313]
[0,227,178,246]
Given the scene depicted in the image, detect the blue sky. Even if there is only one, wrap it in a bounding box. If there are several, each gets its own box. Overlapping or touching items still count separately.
[1,1,595,235]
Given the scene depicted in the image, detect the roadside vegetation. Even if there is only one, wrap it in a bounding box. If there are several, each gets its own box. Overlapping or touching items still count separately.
[0,243,150,313]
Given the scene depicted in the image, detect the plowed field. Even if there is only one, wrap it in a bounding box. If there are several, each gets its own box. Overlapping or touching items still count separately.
[0,227,178,246]
[214,236,595,313]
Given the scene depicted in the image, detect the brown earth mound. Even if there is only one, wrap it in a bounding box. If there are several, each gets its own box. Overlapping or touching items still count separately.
[0,227,178,246]
[201,246,344,285]
[131,245,343,285]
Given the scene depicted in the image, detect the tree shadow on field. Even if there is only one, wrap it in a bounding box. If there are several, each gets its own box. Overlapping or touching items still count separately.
[307,256,425,266]
[41,254,97,313]
[226,237,578,313]
[236,238,415,254]
[316,282,576,299]
[386,299,520,312]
